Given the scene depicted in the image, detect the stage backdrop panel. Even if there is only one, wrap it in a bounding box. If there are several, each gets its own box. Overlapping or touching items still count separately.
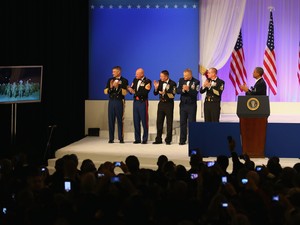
[265,123,300,158]
[89,0,199,100]
[188,122,242,157]
[189,122,300,158]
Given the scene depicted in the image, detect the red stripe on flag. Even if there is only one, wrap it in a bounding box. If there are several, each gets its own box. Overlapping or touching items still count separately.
[298,43,300,85]
[229,30,247,96]
[263,11,277,95]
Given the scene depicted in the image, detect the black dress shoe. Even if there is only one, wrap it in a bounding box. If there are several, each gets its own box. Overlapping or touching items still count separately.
[119,140,124,143]
[166,142,171,145]
[179,142,186,145]
[133,141,141,144]
[141,141,147,144]
[108,140,114,143]
[153,141,163,144]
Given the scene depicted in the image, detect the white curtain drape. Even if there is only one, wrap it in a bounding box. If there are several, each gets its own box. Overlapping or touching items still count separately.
[199,0,246,73]
[217,0,300,102]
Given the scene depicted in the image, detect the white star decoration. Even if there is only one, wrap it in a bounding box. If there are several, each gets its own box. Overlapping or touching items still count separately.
[93,3,199,9]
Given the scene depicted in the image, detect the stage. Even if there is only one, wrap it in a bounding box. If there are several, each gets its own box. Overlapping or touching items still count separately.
[48,114,300,174]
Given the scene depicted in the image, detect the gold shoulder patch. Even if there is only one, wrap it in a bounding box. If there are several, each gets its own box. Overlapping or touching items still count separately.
[121,88,128,96]
[145,83,151,90]
[220,84,224,91]
[213,89,220,96]
[167,93,174,99]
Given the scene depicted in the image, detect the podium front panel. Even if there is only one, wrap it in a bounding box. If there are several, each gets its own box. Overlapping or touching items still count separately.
[237,96,270,118]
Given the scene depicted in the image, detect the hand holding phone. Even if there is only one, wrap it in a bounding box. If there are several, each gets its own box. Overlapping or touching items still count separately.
[110,176,120,183]
[97,173,105,178]
[114,162,121,167]
[255,166,263,171]
[64,181,71,192]
[221,202,228,208]
[222,176,227,184]
[272,195,279,201]
[190,173,198,180]
[206,161,215,167]
[241,178,248,184]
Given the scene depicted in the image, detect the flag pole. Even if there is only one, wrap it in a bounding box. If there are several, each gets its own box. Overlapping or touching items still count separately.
[268,6,274,12]
[266,5,274,96]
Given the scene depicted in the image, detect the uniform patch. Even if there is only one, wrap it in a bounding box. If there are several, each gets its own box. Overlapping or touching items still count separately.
[145,83,151,90]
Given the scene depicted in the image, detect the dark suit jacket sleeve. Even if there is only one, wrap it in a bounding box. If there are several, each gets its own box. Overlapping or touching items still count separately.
[246,78,266,95]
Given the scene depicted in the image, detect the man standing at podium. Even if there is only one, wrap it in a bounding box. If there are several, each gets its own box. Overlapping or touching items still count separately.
[240,67,267,95]
[200,68,225,122]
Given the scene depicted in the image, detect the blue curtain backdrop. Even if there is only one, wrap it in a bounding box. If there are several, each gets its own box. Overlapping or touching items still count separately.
[89,0,199,100]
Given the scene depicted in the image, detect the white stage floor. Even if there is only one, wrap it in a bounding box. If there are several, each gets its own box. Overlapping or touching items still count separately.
[49,135,299,175]
[47,114,300,174]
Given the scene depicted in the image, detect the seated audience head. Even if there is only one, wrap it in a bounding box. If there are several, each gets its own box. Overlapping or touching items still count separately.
[125,155,140,173]
[216,155,229,172]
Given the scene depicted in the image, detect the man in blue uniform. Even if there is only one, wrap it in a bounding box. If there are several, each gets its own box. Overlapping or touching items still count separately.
[200,68,225,122]
[127,68,152,144]
[177,68,200,145]
[153,70,177,145]
[104,66,128,143]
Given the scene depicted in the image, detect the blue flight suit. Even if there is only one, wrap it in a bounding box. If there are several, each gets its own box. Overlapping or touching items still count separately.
[177,77,200,144]
[104,76,128,142]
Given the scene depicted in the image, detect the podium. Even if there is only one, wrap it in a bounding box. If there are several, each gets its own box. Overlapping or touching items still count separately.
[237,96,270,158]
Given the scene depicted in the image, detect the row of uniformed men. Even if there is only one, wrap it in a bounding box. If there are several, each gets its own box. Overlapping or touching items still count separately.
[104,66,225,145]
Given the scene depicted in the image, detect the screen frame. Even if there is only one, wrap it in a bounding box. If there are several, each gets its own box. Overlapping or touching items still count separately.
[0,65,43,104]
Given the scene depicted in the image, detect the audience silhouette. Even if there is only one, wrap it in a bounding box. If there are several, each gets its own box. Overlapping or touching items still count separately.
[1,138,300,225]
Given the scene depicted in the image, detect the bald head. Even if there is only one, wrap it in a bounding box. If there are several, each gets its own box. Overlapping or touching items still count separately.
[135,68,144,79]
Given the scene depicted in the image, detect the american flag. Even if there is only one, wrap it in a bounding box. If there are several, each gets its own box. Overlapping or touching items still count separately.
[229,30,247,95]
[298,42,300,85]
[263,11,277,95]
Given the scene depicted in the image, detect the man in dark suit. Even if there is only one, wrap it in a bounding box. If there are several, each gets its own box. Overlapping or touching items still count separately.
[200,68,225,122]
[104,66,128,143]
[127,68,152,144]
[176,68,200,145]
[153,70,177,145]
[240,67,267,95]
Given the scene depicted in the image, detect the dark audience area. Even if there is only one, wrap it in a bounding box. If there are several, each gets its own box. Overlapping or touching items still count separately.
[1,140,300,225]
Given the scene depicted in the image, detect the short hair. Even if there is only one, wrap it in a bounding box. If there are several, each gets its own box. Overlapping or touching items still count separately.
[184,68,192,75]
[210,67,218,74]
[255,67,264,76]
[113,66,122,71]
[161,70,169,77]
